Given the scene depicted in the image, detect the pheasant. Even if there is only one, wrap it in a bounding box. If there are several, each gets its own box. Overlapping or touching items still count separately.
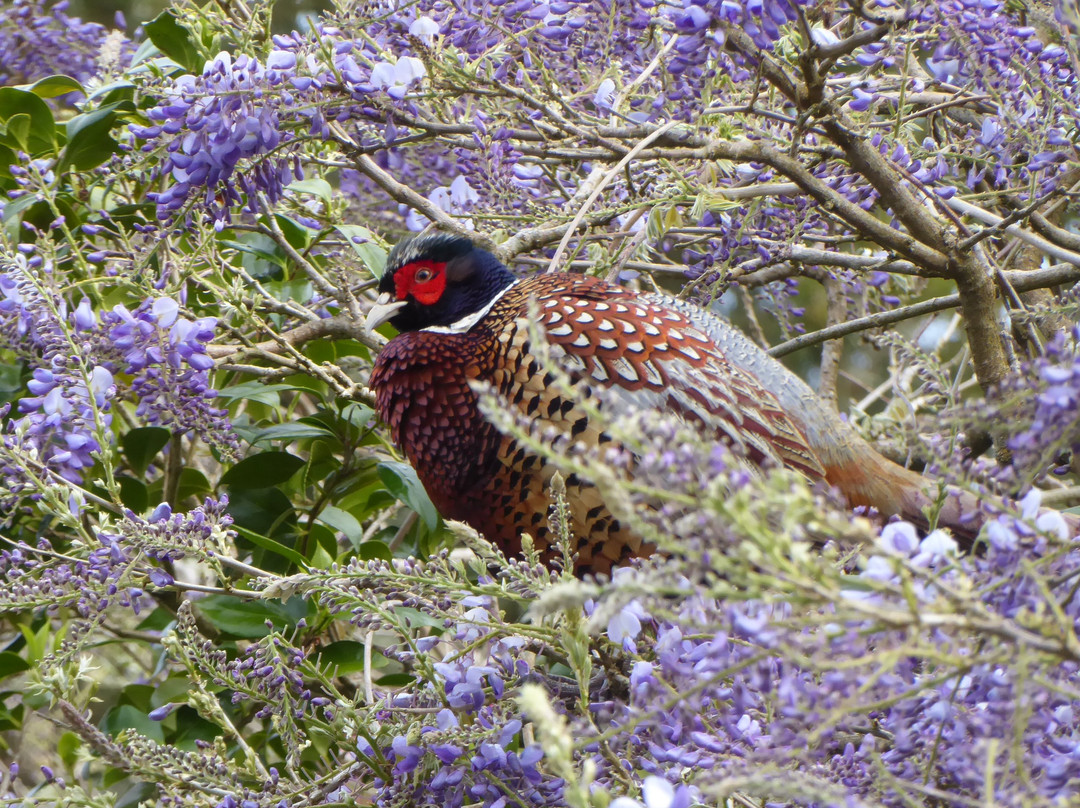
[366,232,979,575]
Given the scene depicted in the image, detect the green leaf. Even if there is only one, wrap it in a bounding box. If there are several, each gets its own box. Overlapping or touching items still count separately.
[251,423,335,444]
[233,525,306,567]
[195,594,307,638]
[58,732,81,769]
[219,237,288,272]
[0,192,41,224]
[397,607,446,629]
[316,641,366,675]
[340,402,376,429]
[175,468,212,501]
[116,476,148,513]
[376,673,416,687]
[101,705,164,743]
[0,88,55,152]
[217,381,295,406]
[144,11,203,74]
[359,540,392,562]
[22,75,84,99]
[122,426,171,475]
[273,213,315,251]
[335,224,386,278]
[88,80,136,103]
[288,178,333,205]
[0,144,14,181]
[377,461,439,531]
[151,675,200,708]
[145,467,212,504]
[226,487,297,537]
[60,104,122,172]
[220,452,305,489]
[0,652,29,679]
[5,114,30,150]
[136,608,175,632]
[317,505,365,545]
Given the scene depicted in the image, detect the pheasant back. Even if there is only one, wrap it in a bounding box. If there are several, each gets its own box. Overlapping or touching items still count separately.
[371,273,827,574]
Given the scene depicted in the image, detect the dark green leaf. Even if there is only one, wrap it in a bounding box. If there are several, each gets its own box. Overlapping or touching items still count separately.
[175,467,212,501]
[273,213,316,249]
[217,381,295,406]
[0,88,56,152]
[251,423,334,444]
[60,105,122,172]
[226,487,297,537]
[101,705,164,743]
[5,114,30,150]
[220,452,304,489]
[0,144,14,181]
[316,641,366,675]
[136,607,175,632]
[375,673,416,687]
[0,702,23,733]
[0,652,29,679]
[117,476,148,513]
[122,426,171,475]
[118,684,155,711]
[144,11,203,74]
[378,461,439,531]
[195,594,307,638]
[145,467,212,504]
[233,525,306,567]
[358,540,392,562]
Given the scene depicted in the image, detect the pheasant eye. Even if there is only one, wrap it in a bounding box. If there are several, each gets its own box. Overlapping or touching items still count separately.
[415,268,433,282]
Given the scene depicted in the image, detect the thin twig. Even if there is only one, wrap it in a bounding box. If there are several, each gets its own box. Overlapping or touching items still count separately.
[546,120,681,273]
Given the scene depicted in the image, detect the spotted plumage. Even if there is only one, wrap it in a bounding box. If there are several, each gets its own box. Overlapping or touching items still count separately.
[367,233,977,575]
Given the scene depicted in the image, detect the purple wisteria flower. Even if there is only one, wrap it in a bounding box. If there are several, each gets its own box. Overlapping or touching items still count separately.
[133,50,307,226]
[0,0,131,87]
[0,249,236,484]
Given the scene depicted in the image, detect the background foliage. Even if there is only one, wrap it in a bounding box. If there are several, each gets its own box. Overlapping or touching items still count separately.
[4,0,1080,806]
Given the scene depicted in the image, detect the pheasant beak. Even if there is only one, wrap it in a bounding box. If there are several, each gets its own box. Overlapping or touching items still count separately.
[365,292,408,333]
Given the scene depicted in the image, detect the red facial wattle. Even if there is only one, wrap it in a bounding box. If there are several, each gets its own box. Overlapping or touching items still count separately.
[394,260,447,306]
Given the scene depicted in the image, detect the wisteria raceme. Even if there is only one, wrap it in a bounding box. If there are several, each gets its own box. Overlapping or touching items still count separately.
[0,252,115,482]
[373,596,560,808]
[100,498,235,570]
[983,326,1080,479]
[0,0,130,86]
[0,532,150,617]
[0,250,236,483]
[95,298,238,456]
[133,51,307,226]
[0,500,235,619]
[556,433,1080,806]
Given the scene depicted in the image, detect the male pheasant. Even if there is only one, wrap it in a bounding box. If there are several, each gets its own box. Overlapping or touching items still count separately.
[367,232,977,575]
